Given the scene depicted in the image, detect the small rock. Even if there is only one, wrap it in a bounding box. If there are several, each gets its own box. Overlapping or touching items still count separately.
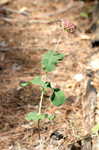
[91,40,99,48]
[73,73,84,82]
[50,130,64,140]
[12,63,22,71]
[0,41,7,47]
[89,59,99,70]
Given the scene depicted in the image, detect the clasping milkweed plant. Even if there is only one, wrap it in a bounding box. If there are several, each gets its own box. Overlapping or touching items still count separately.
[21,51,66,120]
[20,50,66,139]
[20,19,76,139]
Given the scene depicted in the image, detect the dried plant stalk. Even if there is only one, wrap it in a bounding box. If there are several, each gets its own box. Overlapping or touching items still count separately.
[82,79,97,134]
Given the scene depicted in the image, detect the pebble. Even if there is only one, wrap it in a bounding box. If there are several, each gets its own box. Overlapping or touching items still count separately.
[89,59,99,70]
[73,73,84,82]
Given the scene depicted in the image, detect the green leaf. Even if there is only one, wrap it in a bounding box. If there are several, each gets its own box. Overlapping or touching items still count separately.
[25,112,55,121]
[20,81,29,87]
[45,82,52,88]
[42,50,64,72]
[80,12,88,18]
[92,123,99,134]
[47,114,55,120]
[50,88,66,106]
[30,76,50,89]
[30,76,44,85]
[25,112,47,121]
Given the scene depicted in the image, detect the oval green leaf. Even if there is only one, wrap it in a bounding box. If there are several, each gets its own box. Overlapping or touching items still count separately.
[25,112,46,121]
[50,88,66,106]
[42,50,64,72]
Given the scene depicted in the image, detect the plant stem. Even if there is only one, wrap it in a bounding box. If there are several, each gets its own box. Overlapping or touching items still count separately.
[38,119,41,140]
[38,89,44,114]
[38,89,44,140]
[54,20,64,52]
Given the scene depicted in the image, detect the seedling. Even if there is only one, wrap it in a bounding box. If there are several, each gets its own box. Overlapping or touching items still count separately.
[20,50,66,137]
[20,20,76,139]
